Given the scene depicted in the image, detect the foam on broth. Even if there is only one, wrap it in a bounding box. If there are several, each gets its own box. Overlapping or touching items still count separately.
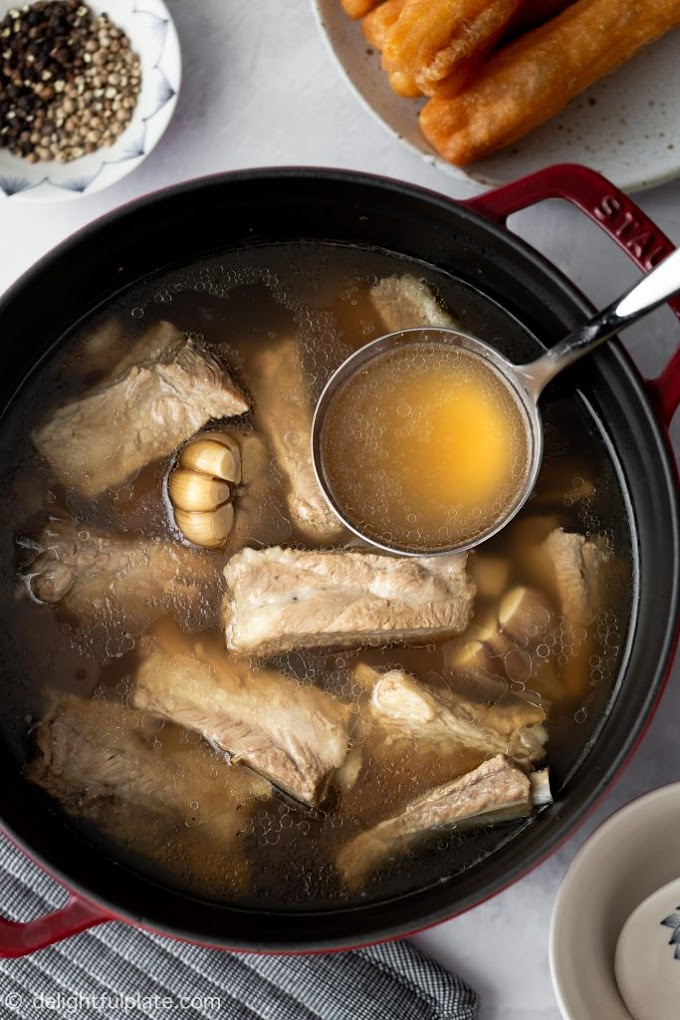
[0,243,633,909]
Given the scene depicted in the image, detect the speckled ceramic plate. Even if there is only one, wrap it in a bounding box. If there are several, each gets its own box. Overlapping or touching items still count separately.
[0,0,181,201]
[313,0,680,193]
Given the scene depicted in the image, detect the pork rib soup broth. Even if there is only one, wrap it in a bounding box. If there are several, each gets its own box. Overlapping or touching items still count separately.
[0,244,632,908]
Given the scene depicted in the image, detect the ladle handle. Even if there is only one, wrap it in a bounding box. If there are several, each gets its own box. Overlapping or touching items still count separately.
[464,164,680,426]
[519,247,680,398]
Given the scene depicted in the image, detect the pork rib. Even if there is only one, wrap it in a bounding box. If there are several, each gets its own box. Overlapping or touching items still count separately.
[337,754,550,887]
[133,623,352,807]
[222,545,474,656]
[26,695,267,848]
[542,528,605,626]
[248,336,346,544]
[228,432,291,550]
[357,665,547,764]
[23,518,216,635]
[369,274,456,332]
[108,319,182,378]
[32,324,249,497]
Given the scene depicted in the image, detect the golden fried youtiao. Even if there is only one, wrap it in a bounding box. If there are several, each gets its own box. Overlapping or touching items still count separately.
[420,0,680,166]
[363,0,422,95]
[388,69,422,97]
[362,0,406,49]
[341,0,381,18]
[382,0,524,97]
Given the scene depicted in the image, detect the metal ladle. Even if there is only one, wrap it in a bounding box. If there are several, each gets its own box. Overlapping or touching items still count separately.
[312,247,680,556]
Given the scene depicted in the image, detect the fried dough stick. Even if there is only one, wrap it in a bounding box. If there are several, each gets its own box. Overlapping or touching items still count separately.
[363,0,421,97]
[362,0,404,47]
[383,0,524,98]
[342,0,380,19]
[420,0,680,167]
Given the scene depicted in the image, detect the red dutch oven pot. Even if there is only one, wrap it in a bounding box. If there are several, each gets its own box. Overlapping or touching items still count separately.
[0,163,678,956]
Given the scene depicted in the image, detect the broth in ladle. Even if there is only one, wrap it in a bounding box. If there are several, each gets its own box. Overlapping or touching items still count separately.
[320,341,531,552]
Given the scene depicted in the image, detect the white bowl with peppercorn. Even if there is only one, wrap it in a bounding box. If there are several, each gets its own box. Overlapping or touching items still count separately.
[0,0,180,200]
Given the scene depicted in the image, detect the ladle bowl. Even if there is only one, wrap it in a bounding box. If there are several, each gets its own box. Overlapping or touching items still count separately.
[312,246,680,556]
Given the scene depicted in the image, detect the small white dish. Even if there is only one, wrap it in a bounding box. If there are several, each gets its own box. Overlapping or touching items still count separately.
[0,0,181,201]
[550,782,680,1020]
[615,876,680,1020]
[312,0,680,193]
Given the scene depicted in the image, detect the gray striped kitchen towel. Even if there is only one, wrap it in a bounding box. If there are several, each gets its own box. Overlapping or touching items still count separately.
[0,832,479,1020]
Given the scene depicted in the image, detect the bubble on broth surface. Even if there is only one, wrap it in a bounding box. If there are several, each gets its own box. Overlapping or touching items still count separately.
[183,728,203,746]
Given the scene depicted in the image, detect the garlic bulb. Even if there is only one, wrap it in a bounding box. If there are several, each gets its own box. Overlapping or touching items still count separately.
[168,433,242,548]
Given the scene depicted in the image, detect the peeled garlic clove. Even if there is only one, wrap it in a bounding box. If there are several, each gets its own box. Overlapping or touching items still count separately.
[467,608,498,644]
[449,639,488,673]
[168,468,231,513]
[180,434,241,484]
[174,503,234,549]
[448,633,511,674]
[462,609,509,659]
[499,586,552,642]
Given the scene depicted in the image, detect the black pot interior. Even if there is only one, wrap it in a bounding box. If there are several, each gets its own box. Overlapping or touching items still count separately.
[0,169,677,950]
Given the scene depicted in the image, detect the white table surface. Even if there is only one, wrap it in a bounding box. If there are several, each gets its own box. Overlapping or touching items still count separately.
[1,3,680,1018]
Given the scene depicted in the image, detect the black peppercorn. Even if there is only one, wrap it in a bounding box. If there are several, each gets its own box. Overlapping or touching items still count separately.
[0,0,141,163]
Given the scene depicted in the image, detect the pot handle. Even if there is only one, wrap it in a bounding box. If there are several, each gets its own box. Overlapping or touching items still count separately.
[463,163,680,427]
[0,892,109,958]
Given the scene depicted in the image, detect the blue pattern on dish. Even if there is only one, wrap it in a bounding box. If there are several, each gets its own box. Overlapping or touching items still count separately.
[58,172,102,193]
[0,176,35,196]
[660,907,680,959]
[115,123,148,161]
[144,67,176,120]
